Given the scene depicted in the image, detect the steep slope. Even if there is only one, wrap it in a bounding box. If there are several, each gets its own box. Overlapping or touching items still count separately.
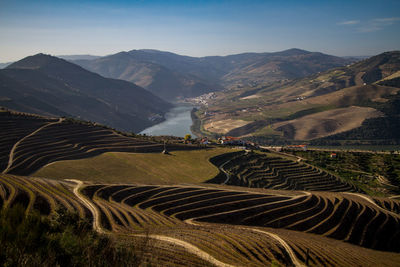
[221,49,353,87]
[197,51,400,142]
[3,175,400,266]
[74,48,351,101]
[1,54,172,132]
[74,52,219,101]
[126,48,352,87]
[0,110,197,175]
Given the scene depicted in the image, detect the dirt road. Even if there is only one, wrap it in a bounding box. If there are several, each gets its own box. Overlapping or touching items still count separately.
[66,179,235,266]
[65,179,105,234]
[185,218,306,267]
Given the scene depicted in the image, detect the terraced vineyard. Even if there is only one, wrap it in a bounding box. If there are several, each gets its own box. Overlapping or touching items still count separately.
[2,110,400,266]
[0,111,57,172]
[0,111,196,176]
[209,151,360,192]
[1,175,400,266]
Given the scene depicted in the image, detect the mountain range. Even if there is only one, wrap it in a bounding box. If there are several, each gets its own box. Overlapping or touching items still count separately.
[193,51,400,144]
[0,54,171,132]
[2,49,398,141]
[72,48,353,101]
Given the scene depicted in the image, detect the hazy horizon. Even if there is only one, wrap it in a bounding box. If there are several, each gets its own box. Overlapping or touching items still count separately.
[1,0,399,62]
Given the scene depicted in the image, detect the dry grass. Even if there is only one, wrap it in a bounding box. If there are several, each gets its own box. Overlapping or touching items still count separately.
[34,148,238,184]
[272,106,382,140]
[203,119,250,134]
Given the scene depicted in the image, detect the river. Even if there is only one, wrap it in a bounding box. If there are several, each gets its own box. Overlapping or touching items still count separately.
[140,104,196,137]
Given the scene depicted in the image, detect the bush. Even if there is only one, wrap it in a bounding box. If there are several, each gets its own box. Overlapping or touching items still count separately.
[0,205,141,266]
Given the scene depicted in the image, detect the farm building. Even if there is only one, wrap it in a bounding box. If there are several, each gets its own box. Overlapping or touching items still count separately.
[220,136,245,145]
[286,144,307,151]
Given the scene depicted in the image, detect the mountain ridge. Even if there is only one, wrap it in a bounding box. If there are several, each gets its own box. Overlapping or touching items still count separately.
[73,48,353,100]
[1,53,172,132]
[194,51,400,143]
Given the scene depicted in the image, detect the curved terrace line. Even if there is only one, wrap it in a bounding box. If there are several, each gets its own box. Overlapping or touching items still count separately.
[67,179,234,267]
[2,118,64,174]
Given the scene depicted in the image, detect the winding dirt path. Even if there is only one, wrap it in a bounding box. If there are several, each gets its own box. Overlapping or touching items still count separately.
[136,234,235,267]
[250,228,306,267]
[344,192,400,217]
[66,179,234,266]
[65,179,105,234]
[185,218,306,267]
[3,118,63,174]
[220,159,233,184]
[344,192,379,208]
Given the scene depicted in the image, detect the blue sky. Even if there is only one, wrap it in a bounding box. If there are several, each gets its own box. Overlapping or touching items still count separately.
[0,0,399,61]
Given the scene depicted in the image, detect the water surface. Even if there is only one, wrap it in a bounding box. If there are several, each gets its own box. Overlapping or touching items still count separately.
[140,105,196,137]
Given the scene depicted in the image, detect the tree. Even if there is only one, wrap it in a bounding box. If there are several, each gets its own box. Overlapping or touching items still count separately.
[184,134,192,142]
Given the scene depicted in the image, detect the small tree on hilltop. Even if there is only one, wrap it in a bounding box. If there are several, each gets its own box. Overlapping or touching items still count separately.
[184,134,192,143]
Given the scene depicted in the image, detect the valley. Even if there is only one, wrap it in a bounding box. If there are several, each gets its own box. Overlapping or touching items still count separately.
[1,39,400,267]
[2,0,400,265]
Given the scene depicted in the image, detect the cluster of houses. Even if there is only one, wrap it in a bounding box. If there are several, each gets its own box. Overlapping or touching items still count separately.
[285,144,308,151]
[197,136,257,149]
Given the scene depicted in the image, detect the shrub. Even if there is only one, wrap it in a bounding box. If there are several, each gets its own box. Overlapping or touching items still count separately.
[0,205,141,267]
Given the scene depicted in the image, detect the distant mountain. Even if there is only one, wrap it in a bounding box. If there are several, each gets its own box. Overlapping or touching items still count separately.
[125,48,353,87]
[73,48,352,100]
[220,49,354,87]
[0,54,172,132]
[342,55,371,61]
[196,51,400,143]
[0,62,12,69]
[74,52,220,101]
[58,54,101,61]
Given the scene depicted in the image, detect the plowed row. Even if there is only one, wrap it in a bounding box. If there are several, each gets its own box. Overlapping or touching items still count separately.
[0,175,295,266]
[210,152,359,192]
[0,174,90,218]
[83,184,400,253]
[0,112,56,171]
[0,113,197,175]
[2,175,400,266]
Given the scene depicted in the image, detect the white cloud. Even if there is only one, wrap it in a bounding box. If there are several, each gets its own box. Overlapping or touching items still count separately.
[359,17,400,32]
[337,20,360,25]
[345,17,400,32]
[372,17,400,24]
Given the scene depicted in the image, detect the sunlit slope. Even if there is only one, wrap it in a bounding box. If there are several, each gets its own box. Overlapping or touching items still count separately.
[199,51,400,141]
[34,148,237,184]
[2,174,400,266]
[0,110,199,176]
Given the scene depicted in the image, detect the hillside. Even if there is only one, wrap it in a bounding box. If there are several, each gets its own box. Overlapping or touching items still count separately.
[74,49,352,101]
[196,51,400,143]
[0,110,198,176]
[1,174,400,266]
[74,52,220,101]
[1,109,400,266]
[0,54,172,132]
[123,49,352,87]
[34,148,236,184]
[0,62,12,69]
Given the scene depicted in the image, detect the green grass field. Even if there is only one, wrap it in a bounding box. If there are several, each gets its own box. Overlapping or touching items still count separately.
[34,148,238,184]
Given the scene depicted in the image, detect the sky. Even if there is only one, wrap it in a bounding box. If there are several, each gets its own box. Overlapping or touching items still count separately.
[0,0,399,62]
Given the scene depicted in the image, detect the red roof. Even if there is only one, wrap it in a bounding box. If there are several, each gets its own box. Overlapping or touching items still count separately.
[287,144,307,148]
[225,136,240,140]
